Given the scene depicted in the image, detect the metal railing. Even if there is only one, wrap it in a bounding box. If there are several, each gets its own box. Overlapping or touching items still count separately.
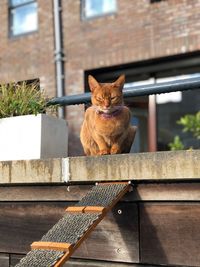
[48,77,200,106]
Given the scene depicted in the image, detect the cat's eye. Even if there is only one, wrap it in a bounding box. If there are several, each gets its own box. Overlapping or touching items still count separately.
[96,97,103,101]
[111,96,118,100]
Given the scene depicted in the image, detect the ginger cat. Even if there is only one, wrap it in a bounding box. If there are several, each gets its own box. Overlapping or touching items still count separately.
[80,75,137,156]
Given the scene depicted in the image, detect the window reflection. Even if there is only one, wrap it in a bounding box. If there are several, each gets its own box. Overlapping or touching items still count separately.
[125,74,200,152]
[156,74,200,151]
[83,0,117,19]
[10,0,38,36]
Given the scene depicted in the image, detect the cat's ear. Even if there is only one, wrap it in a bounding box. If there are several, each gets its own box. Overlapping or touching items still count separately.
[88,75,100,92]
[114,75,125,91]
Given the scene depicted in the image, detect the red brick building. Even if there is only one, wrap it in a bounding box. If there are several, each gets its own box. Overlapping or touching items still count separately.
[0,0,200,155]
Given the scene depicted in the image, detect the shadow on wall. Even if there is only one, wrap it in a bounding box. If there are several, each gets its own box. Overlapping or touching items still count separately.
[68,130,84,156]
[112,189,168,266]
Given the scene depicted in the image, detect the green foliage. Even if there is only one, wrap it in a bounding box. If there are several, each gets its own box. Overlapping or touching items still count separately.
[169,111,200,151]
[177,111,200,140]
[0,82,55,118]
[169,135,185,151]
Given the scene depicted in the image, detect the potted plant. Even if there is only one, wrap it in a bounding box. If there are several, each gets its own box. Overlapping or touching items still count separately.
[0,81,68,161]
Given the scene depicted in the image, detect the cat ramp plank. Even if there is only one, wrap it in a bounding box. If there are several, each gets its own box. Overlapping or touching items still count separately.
[15,182,131,267]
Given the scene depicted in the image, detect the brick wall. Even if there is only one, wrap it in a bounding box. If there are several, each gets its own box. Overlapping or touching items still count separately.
[1,0,200,155]
[62,0,200,155]
[0,0,55,97]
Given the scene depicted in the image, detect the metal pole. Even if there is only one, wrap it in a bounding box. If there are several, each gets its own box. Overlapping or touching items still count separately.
[53,0,65,118]
[48,77,200,106]
[148,95,157,152]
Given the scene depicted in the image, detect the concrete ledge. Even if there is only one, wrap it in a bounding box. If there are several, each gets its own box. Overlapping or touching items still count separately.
[69,150,200,182]
[0,150,199,184]
[0,159,63,184]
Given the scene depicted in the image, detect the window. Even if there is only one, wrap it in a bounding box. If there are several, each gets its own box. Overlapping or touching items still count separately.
[9,0,38,37]
[156,74,200,151]
[150,0,166,3]
[82,0,117,20]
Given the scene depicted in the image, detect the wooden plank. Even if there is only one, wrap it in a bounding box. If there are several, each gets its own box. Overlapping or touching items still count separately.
[65,206,106,213]
[73,202,139,263]
[83,206,106,213]
[10,255,156,267]
[131,183,200,201]
[31,241,72,252]
[10,254,22,267]
[65,206,86,212]
[0,253,9,267]
[140,203,200,266]
[0,202,67,254]
[1,182,200,202]
[0,185,92,201]
[64,258,156,267]
[10,254,21,267]
[0,202,139,263]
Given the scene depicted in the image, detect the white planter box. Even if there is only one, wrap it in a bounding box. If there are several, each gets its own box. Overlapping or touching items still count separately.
[0,114,68,161]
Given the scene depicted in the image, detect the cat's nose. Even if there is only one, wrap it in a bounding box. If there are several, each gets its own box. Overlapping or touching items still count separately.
[104,101,110,108]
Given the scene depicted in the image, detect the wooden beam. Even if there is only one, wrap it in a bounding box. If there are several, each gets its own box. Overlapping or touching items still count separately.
[31,241,72,252]
[83,206,106,213]
[0,253,9,267]
[140,204,200,266]
[10,255,154,267]
[1,183,200,202]
[65,206,106,214]
[65,206,85,213]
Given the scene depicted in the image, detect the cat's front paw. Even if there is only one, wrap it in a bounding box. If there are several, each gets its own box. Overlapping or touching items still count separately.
[110,145,121,154]
[98,149,110,155]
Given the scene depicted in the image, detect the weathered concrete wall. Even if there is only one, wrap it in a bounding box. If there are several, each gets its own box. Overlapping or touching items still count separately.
[0,159,63,183]
[0,150,199,184]
[69,150,200,182]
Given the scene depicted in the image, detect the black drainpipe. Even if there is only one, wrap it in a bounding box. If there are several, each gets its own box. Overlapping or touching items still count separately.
[53,0,65,118]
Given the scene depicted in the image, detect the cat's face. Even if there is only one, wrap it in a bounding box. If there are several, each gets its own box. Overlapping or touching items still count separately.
[88,75,125,114]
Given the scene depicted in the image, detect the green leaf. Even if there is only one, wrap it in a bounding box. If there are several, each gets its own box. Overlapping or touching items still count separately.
[169,136,185,151]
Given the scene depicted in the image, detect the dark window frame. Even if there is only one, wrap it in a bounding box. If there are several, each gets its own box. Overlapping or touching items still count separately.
[150,0,166,3]
[84,52,200,152]
[8,0,38,38]
[81,0,117,21]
